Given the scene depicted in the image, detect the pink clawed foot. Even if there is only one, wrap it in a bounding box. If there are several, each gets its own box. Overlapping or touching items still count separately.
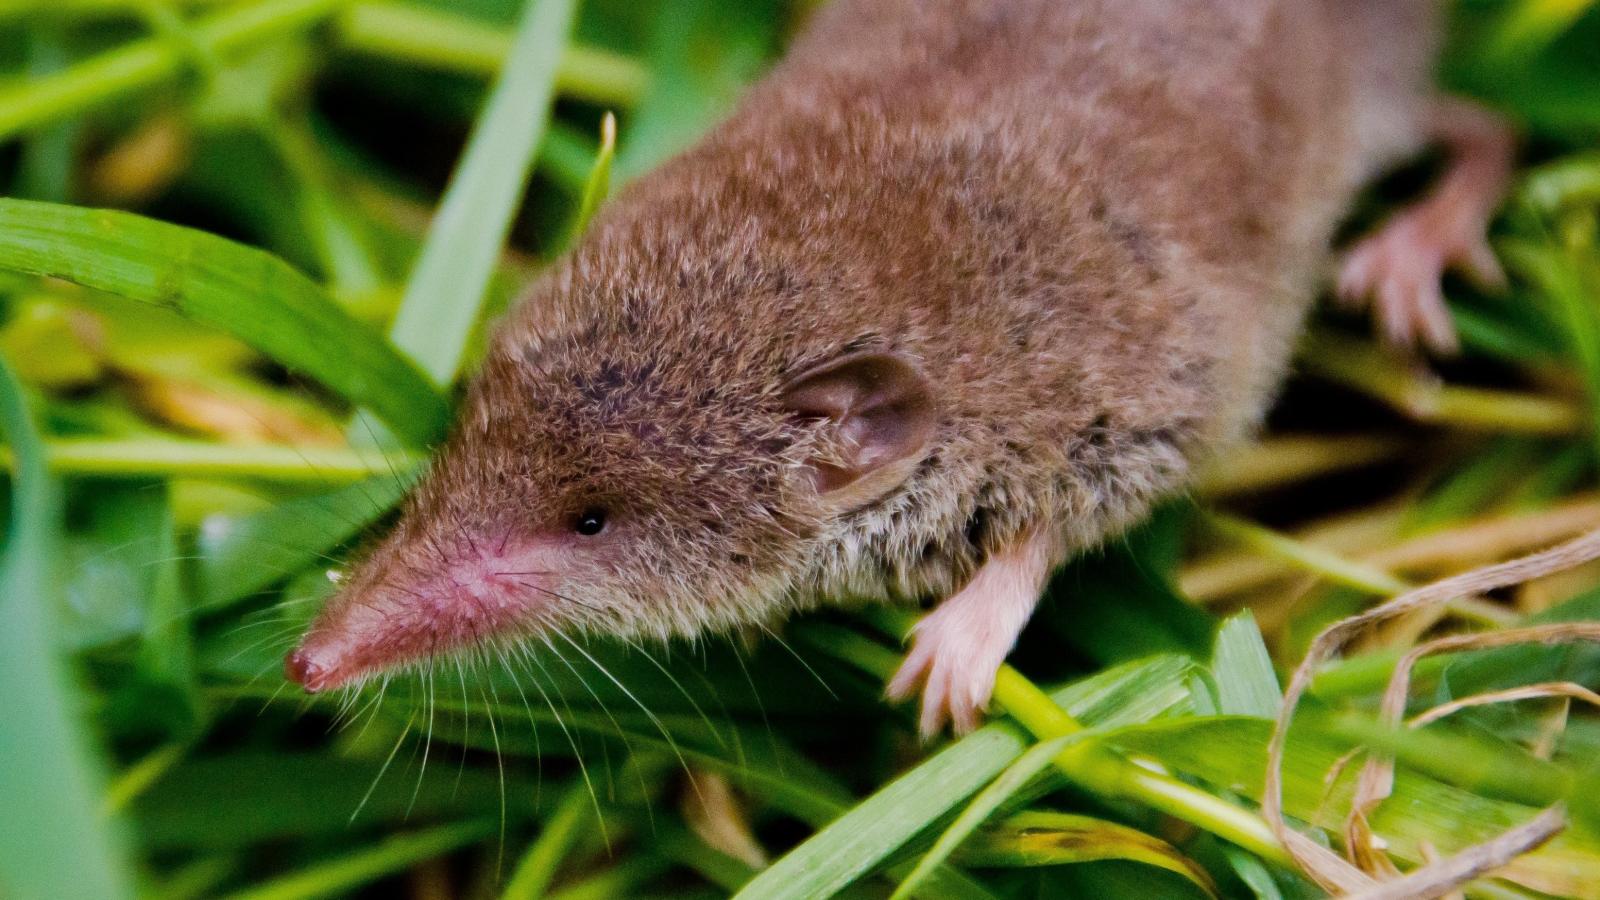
[1336,205,1503,355]
[886,532,1053,738]
[1336,98,1515,356]
[886,603,1008,736]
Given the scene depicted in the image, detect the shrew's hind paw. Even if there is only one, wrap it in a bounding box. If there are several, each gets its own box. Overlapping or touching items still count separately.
[1337,97,1514,357]
[1336,211,1502,355]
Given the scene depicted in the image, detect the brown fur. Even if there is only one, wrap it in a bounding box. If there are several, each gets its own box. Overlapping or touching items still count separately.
[291,0,1441,688]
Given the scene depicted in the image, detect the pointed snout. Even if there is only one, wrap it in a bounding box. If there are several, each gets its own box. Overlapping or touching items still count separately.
[283,611,385,694]
[283,648,332,693]
[282,543,566,693]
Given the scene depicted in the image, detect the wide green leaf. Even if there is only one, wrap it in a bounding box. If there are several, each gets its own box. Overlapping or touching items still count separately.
[0,199,450,446]
[0,355,133,900]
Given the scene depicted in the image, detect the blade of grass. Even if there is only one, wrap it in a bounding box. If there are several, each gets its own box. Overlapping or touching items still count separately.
[213,672,855,831]
[502,780,592,900]
[991,666,1289,864]
[104,743,189,816]
[656,826,762,893]
[957,811,1219,897]
[889,735,1082,900]
[1193,434,1409,498]
[131,752,529,849]
[194,472,414,609]
[1298,330,1581,435]
[847,610,1291,866]
[217,820,495,900]
[1486,0,1600,60]
[564,111,616,244]
[1211,611,1282,719]
[0,199,449,445]
[739,629,1202,900]
[267,118,388,300]
[0,354,133,900]
[1521,151,1600,212]
[0,0,346,141]
[126,483,203,738]
[543,854,673,900]
[1501,238,1600,467]
[56,479,172,649]
[153,858,238,900]
[616,0,781,179]
[16,23,78,202]
[1109,716,1600,896]
[386,0,580,386]
[334,1,647,107]
[1,437,421,482]
[1203,512,1517,627]
[732,719,1022,900]
[1223,847,1288,900]
[539,120,605,193]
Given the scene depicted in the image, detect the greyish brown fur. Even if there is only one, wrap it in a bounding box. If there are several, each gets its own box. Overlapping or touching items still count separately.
[292,0,1441,688]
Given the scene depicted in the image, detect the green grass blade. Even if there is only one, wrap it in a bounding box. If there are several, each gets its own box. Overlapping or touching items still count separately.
[17,24,77,202]
[1108,716,1600,895]
[616,0,781,179]
[733,724,1023,900]
[126,484,203,738]
[889,734,1081,900]
[57,479,171,649]
[540,120,605,193]
[194,473,414,609]
[568,111,617,241]
[0,0,346,141]
[1222,847,1287,900]
[8,438,422,482]
[104,743,189,817]
[1210,611,1281,719]
[843,613,1287,865]
[502,780,592,900]
[0,199,449,445]
[958,810,1218,898]
[335,1,647,107]
[543,854,673,900]
[1487,0,1599,60]
[1501,239,1600,466]
[0,354,133,900]
[217,820,495,900]
[655,825,765,892]
[737,639,1199,900]
[132,752,526,850]
[386,0,581,386]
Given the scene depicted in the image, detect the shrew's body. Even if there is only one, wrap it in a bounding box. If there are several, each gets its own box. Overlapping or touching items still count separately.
[289,0,1512,735]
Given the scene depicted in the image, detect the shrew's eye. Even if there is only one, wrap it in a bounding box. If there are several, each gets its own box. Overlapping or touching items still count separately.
[573,508,608,536]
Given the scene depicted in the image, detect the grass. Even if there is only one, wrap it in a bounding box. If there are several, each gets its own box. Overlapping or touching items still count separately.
[5,1,1600,898]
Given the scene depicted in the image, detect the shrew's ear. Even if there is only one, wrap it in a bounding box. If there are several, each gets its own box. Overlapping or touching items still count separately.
[780,350,936,510]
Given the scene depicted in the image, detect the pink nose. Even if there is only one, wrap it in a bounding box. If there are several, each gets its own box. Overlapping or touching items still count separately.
[283,649,326,692]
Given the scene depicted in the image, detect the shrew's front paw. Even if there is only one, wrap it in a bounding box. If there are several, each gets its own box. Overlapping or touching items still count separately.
[885,532,1053,738]
[886,609,1005,737]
